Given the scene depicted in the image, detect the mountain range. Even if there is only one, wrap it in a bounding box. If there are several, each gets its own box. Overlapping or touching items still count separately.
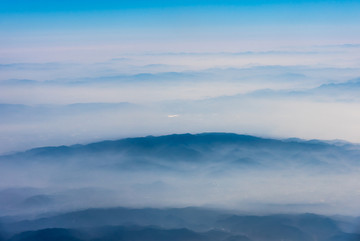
[1,207,360,241]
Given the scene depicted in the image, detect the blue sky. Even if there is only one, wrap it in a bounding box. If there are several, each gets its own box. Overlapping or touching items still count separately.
[1,0,359,57]
[2,0,359,31]
[1,0,360,12]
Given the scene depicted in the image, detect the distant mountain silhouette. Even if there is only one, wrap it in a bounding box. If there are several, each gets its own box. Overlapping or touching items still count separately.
[217,213,340,241]
[2,133,357,172]
[6,226,244,241]
[3,207,360,241]
[3,207,224,234]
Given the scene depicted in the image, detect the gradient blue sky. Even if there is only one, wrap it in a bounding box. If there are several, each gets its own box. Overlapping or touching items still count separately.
[2,0,360,12]
[1,0,359,54]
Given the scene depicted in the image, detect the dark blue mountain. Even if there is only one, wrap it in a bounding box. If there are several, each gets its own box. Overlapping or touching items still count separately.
[8,228,83,241]
[2,133,358,172]
[3,207,358,241]
[217,213,340,241]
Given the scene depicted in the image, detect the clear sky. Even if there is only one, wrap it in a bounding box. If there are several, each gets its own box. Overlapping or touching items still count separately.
[1,0,360,56]
[2,0,360,12]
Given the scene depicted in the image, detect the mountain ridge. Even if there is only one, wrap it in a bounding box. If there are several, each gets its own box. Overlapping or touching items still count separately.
[3,132,338,158]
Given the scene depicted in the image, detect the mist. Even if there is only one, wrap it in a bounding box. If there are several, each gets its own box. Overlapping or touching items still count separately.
[2,53,360,154]
[1,133,360,218]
